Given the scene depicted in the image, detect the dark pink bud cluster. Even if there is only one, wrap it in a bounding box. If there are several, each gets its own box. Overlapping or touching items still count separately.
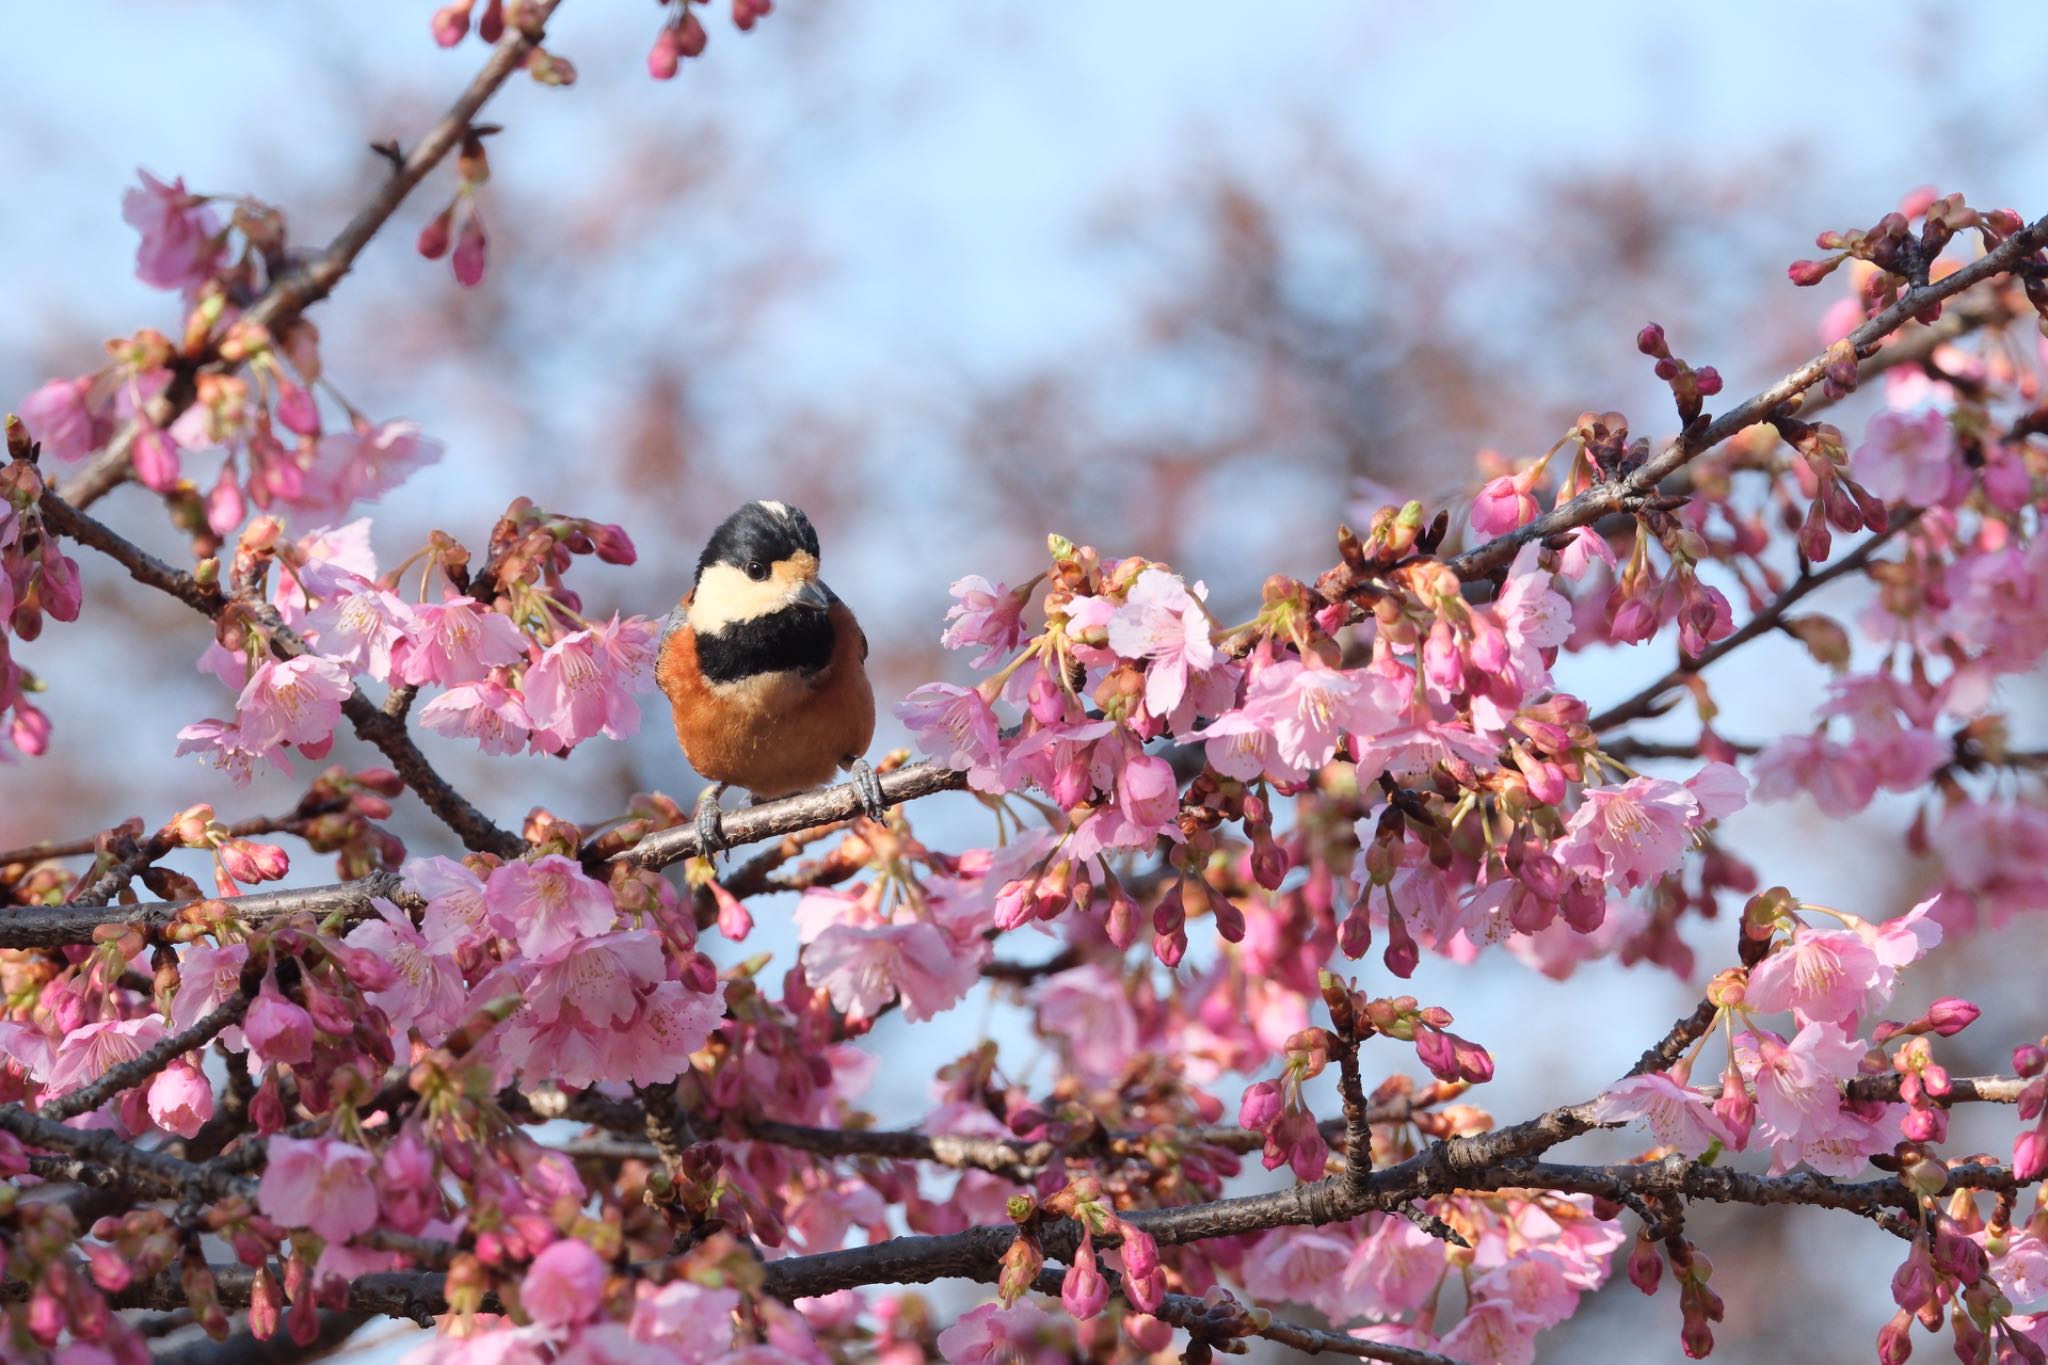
[1636,320,1722,426]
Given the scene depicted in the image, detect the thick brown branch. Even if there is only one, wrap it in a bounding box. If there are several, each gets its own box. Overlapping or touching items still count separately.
[0,869,403,949]
[611,762,971,869]
[54,3,565,510]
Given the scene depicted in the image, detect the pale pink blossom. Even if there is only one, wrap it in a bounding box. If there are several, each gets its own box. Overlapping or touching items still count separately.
[1340,1215,1447,1320]
[1106,568,1218,719]
[628,1279,743,1351]
[1559,776,1700,891]
[605,980,726,1087]
[420,679,533,756]
[1469,1251,1582,1330]
[405,856,491,954]
[485,855,617,959]
[934,1301,1070,1365]
[894,683,1005,792]
[173,941,250,1040]
[147,1061,213,1138]
[235,656,352,753]
[525,615,655,748]
[941,575,1029,666]
[1738,1022,1867,1172]
[297,419,444,516]
[806,920,981,1023]
[122,170,224,291]
[1591,1071,1734,1157]
[345,897,468,1041]
[1852,409,1961,507]
[44,1018,167,1099]
[1434,1299,1541,1365]
[258,1136,379,1243]
[18,377,97,462]
[1033,965,1140,1085]
[397,598,526,687]
[1191,656,1394,782]
[521,1239,607,1331]
[1753,733,1878,817]
[302,577,413,681]
[1744,926,1885,1026]
[1238,1227,1356,1317]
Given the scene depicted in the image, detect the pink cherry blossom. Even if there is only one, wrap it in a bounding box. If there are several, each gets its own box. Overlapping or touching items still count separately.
[296,419,445,516]
[258,1136,379,1243]
[122,170,224,291]
[235,655,352,753]
[486,855,618,959]
[302,576,413,681]
[1738,1022,1866,1173]
[406,856,491,954]
[1559,776,1700,892]
[147,1061,214,1138]
[525,615,656,749]
[1743,926,1885,1026]
[44,1017,167,1099]
[1340,1215,1446,1320]
[941,575,1029,666]
[1591,1071,1734,1157]
[933,1301,1070,1365]
[605,980,726,1087]
[18,377,97,462]
[521,1239,607,1331]
[1238,1227,1356,1317]
[1471,469,1540,535]
[894,683,1005,791]
[1032,965,1140,1085]
[345,897,468,1042]
[421,678,534,756]
[1851,409,1960,507]
[397,598,527,687]
[1434,1299,1542,1365]
[805,920,982,1024]
[244,986,315,1068]
[1752,733,1878,817]
[1105,567,1218,719]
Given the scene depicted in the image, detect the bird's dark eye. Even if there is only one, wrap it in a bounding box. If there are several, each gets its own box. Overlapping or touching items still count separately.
[745,560,770,582]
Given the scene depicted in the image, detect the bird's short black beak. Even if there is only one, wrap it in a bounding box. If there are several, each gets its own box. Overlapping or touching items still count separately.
[792,579,831,612]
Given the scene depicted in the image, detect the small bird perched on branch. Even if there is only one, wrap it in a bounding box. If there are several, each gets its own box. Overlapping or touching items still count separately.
[655,501,881,852]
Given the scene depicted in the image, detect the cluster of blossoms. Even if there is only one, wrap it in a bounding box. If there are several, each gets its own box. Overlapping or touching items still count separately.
[174,502,655,784]
[6,88,2048,1365]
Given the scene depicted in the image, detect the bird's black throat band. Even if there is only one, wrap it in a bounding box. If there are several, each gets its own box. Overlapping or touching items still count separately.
[696,605,836,683]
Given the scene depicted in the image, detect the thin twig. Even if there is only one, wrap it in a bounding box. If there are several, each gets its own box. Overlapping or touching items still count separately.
[38,995,252,1122]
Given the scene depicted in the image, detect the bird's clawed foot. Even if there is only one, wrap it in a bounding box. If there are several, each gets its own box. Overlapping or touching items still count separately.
[694,782,731,855]
[846,757,886,822]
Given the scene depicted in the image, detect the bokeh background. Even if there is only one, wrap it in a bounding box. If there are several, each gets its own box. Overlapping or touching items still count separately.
[5,3,2047,1360]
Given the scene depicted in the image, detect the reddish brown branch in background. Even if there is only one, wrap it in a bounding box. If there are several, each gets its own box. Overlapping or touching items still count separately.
[54,1,567,511]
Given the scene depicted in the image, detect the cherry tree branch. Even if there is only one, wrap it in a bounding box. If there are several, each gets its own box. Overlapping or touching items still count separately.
[38,994,252,1123]
[1445,215,2048,583]
[55,1,567,510]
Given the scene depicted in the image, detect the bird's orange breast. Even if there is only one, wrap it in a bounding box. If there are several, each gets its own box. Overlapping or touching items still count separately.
[656,597,875,799]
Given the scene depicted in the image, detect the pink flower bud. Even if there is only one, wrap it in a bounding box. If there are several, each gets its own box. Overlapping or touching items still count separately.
[1875,1308,1913,1365]
[1061,1236,1108,1320]
[592,522,637,565]
[1890,1234,1935,1312]
[647,24,683,80]
[1787,257,1840,287]
[1627,1235,1662,1295]
[2015,1128,2048,1183]
[431,1,472,46]
[1930,1215,1985,1286]
[1383,905,1418,979]
[417,205,454,261]
[1238,1079,1282,1132]
[133,427,180,492]
[1693,365,1722,396]
[245,989,315,1067]
[452,207,488,287]
[678,11,709,56]
[1636,322,1668,357]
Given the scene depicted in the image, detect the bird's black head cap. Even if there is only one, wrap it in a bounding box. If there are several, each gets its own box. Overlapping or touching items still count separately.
[697,501,821,582]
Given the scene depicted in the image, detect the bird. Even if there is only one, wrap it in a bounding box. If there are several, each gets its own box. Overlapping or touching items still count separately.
[655,500,882,853]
